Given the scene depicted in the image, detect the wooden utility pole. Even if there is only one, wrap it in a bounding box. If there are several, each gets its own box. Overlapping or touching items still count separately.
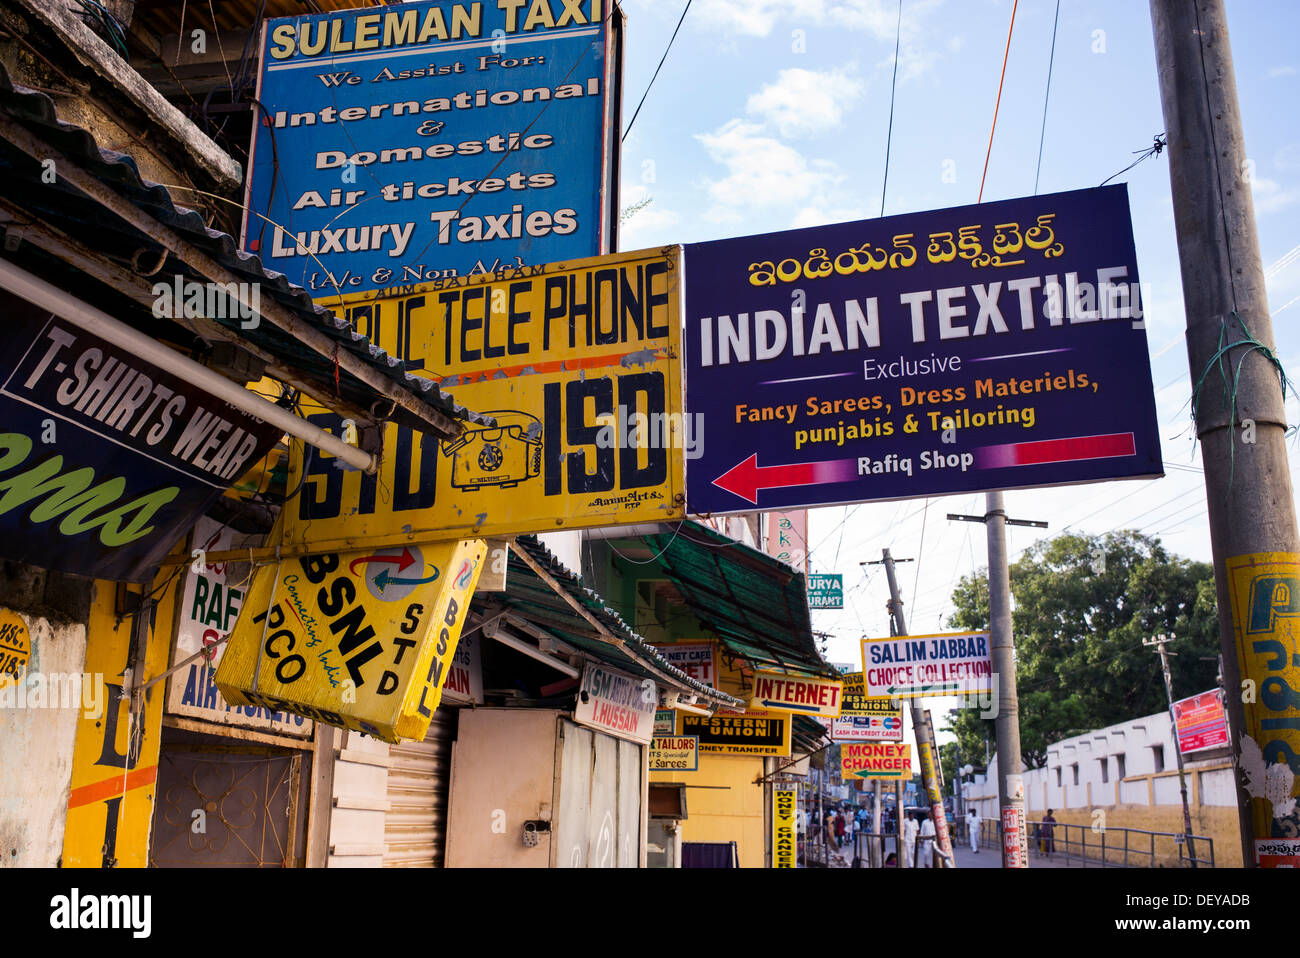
[1145,633,1199,866]
[1150,0,1300,866]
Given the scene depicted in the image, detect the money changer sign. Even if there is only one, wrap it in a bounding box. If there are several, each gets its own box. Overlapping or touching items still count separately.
[773,783,798,868]
[287,248,685,552]
[216,538,486,742]
[842,742,912,780]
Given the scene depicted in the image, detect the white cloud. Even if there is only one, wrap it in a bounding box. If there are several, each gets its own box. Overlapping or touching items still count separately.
[746,66,864,137]
[1251,175,1300,216]
[1275,143,1300,171]
[790,204,868,229]
[1268,65,1297,78]
[694,118,843,221]
[693,0,942,43]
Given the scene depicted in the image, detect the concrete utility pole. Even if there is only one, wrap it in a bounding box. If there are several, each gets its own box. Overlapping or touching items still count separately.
[1151,0,1300,866]
[876,548,956,868]
[948,494,1045,868]
[872,779,883,867]
[1145,633,1199,867]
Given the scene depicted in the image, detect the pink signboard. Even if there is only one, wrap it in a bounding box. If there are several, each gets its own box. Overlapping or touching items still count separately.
[1172,689,1229,754]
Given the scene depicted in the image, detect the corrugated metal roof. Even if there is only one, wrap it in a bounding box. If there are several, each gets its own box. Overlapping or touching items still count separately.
[0,63,491,433]
[639,520,837,678]
[793,714,832,755]
[480,535,743,709]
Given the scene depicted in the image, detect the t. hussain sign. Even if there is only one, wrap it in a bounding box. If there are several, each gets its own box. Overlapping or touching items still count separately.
[683,185,1162,515]
[574,662,656,744]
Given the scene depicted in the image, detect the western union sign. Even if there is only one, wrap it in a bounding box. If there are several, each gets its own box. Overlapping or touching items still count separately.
[215,539,485,743]
[680,707,791,757]
[286,247,685,553]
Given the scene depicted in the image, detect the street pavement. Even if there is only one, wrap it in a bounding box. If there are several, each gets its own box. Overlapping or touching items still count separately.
[818,834,1083,869]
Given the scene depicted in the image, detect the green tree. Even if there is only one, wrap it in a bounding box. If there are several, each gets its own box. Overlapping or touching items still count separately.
[946,531,1220,769]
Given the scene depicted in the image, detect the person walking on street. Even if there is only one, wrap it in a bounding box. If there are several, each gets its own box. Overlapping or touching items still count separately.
[1041,810,1057,858]
[903,811,919,867]
[966,806,981,853]
[918,812,936,868]
[834,809,847,849]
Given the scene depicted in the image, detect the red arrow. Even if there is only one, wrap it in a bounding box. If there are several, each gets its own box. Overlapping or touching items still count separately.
[712,454,859,504]
[348,547,416,577]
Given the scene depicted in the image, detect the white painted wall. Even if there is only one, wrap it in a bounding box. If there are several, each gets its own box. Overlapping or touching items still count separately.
[537,531,584,577]
[961,707,1235,818]
[0,613,87,866]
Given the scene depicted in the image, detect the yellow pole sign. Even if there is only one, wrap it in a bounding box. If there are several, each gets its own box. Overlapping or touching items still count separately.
[287,247,685,553]
[773,783,798,868]
[215,539,485,743]
[749,669,843,718]
[1225,553,1300,867]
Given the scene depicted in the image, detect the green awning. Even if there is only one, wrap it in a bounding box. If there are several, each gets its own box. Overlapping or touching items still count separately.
[639,521,837,678]
[473,534,743,709]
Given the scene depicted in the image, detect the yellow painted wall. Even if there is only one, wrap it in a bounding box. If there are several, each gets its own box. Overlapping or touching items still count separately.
[652,754,766,868]
[62,573,179,867]
[1045,804,1244,868]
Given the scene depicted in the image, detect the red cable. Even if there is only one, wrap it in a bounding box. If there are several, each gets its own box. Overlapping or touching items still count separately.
[978,0,1019,204]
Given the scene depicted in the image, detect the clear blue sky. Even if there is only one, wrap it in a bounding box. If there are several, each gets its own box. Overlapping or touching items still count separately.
[612,0,1300,746]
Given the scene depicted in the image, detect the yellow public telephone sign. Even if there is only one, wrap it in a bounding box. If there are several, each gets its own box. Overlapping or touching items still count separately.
[287,247,686,552]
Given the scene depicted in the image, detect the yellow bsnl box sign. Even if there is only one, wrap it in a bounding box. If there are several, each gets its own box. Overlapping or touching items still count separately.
[215,538,485,743]
[288,247,686,552]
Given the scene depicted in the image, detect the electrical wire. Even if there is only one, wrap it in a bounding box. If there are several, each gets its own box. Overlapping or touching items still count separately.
[977,0,1019,204]
[1099,134,1167,188]
[622,0,693,143]
[1033,0,1061,195]
[880,0,903,217]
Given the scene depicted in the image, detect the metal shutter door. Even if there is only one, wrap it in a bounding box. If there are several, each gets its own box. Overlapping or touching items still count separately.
[383,707,458,867]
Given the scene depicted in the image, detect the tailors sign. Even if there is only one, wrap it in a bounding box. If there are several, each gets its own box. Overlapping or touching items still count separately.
[649,735,698,771]
[683,185,1162,515]
[861,632,992,699]
[244,0,618,293]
